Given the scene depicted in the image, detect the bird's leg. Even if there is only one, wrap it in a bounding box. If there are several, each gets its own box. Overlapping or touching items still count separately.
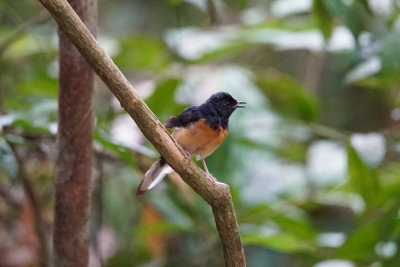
[201,158,217,183]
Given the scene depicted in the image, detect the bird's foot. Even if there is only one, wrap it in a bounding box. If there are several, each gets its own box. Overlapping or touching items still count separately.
[206,172,218,183]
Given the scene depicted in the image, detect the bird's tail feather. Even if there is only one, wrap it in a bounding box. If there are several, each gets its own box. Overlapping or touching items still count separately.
[136,157,172,196]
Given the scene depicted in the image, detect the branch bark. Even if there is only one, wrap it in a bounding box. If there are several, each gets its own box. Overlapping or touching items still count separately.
[52,0,96,266]
[37,0,245,265]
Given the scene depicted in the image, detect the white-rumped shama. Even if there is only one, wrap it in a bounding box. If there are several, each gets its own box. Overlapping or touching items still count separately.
[136,92,246,196]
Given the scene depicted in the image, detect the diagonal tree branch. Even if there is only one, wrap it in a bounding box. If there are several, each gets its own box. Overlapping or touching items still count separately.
[37,0,245,265]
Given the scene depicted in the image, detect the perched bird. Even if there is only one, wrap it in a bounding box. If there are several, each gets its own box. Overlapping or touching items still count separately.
[136,92,246,196]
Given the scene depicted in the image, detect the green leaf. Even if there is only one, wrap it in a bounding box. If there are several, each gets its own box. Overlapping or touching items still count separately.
[312,0,334,40]
[94,129,155,168]
[238,204,315,240]
[354,33,400,89]
[347,144,380,208]
[276,141,308,163]
[194,41,251,64]
[238,204,273,225]
[11,119,50,133]
[343,2,369,40]
[242,232,315,253]
[149,189,201,230]
[356,0,372,13]
[255,71,320,122]
[389,8,400,28]
[323,0,348,17]
[9,99,58,133]
[18,74,58,98]
[337,219,378,262]
[2,33,56,60]
[337,199,400,262]
[145,78,186,122]
[113,35,170,71]
[380,33,400,76]
[222,0,248,10]
[167,0,181,5]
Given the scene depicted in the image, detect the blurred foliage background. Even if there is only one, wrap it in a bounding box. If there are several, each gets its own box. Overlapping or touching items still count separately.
[1,0,400,266]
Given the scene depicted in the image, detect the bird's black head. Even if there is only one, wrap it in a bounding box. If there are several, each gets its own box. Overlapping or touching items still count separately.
[201,92,246,129]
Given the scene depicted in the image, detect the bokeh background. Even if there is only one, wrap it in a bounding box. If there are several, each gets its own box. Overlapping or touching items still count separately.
[1,0,400,266]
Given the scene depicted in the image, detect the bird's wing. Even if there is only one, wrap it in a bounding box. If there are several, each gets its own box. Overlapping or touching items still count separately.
[164,106,202,128]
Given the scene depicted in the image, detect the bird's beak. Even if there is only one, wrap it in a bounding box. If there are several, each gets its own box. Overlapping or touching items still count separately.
[235,101,246,108]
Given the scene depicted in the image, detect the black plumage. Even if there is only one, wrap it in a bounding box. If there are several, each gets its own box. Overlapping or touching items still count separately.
[165,92,244,130]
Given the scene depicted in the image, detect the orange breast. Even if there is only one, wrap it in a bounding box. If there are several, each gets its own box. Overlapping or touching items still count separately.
[172,118,228,158]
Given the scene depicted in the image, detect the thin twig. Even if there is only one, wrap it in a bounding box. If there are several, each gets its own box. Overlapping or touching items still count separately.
[4,136,50,267]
